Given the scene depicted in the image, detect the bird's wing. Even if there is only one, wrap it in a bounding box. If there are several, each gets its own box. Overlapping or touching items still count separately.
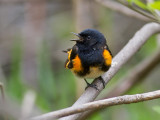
[64,45,78,69]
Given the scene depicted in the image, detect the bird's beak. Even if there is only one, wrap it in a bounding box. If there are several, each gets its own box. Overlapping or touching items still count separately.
[70,32,83,42]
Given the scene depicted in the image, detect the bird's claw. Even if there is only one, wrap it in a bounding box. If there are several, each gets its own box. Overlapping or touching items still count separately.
[84,79,99,91]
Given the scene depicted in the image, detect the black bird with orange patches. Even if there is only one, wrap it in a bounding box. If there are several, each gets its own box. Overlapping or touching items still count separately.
[64,29,112,90]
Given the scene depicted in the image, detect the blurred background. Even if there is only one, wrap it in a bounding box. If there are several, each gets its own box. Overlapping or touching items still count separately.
[0,0,160,120]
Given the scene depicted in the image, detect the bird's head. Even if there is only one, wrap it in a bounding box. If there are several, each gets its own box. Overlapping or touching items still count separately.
[71,29,106,47]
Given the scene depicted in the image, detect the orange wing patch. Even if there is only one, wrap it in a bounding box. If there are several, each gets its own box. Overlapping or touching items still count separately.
[65,49,72,68]
[103,49,112,66]
[65,49,83,72]
[72,55,83,72]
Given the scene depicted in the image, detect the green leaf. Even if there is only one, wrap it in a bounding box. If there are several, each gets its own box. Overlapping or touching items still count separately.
[148,1,160,10]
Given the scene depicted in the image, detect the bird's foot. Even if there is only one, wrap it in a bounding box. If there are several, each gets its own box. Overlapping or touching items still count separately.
[84,79,99,91]
[96,76,105,89]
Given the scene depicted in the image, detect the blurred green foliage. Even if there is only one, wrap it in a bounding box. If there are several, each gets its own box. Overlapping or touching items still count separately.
[7,39,26,102]
[148,1,160,10]
[6,39,77,112]
[127,0,160,10]
[153,106,160,114]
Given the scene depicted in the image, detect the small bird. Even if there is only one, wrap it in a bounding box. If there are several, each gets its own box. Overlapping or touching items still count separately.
[64,29,112,90]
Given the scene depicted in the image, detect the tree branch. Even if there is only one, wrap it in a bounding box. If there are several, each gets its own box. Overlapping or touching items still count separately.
[96,0,151,21]
[0,82,4,101]
[116,0,159,23]
[31,90,160,120]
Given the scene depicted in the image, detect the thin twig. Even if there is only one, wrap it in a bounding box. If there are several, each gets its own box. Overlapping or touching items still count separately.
[0,82,4,101]
[30,90,160,120]
[146,0,160,23]
[96,0,151,21]
[0,82,7,120]
[116,0,159,23]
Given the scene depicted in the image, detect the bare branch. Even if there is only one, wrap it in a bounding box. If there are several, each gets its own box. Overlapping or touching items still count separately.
[0,82,4,102]
[0,82,6,120]
[0,67,6,102]
[116,0,159,23]
[96,0,151,21]
[31,90,160,120]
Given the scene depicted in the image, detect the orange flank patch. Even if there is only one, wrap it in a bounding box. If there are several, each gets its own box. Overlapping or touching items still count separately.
[72,55,83,72]
[103,49,112,66]
[65,49,72,68]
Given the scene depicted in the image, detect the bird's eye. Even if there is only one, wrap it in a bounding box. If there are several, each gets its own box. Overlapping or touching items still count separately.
[87,36,91,40]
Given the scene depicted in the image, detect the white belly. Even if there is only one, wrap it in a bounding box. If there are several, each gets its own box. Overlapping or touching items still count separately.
[84,67,104,79]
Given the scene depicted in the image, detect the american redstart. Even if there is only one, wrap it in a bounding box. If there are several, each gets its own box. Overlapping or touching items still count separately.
[64,29,112,90]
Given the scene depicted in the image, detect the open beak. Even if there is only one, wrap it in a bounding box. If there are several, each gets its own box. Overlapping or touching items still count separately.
[70,32,83,42]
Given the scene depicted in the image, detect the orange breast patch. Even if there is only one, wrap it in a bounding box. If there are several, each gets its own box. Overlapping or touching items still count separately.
[103,49,112,66]
[72,55,83,72]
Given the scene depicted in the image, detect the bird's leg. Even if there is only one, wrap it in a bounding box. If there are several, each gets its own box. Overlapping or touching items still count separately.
[96,76,105,89]
[84,79,99,91]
